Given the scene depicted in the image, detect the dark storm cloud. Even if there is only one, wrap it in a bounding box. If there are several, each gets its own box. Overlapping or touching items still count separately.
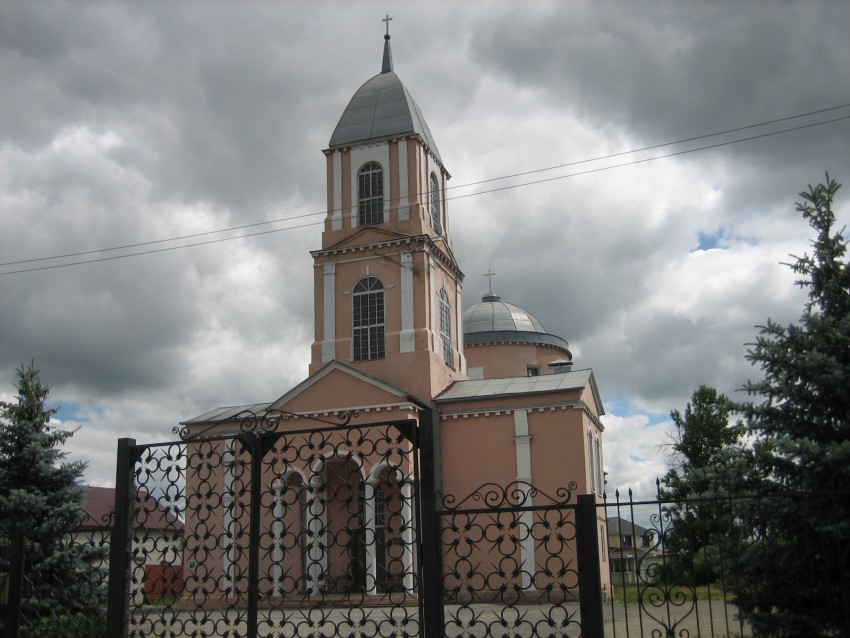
[469,4,849,139]
[466,3,850,214]
[1,1,848,489]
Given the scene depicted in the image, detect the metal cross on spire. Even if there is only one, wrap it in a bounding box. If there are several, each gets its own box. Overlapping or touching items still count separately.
[484,269,496,293]
[382,14,393,38]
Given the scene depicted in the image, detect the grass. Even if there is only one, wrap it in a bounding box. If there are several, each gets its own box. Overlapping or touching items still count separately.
[612,583,735,604]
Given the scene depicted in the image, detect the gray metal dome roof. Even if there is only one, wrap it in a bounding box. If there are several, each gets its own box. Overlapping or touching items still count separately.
[328,37,442,164]
[463,292,571,353]
[464,292,547,334]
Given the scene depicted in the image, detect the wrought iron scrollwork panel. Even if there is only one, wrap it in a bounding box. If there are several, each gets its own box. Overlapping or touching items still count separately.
[604,487,754,638]
[124,420,421,637]
[438,481,582,638]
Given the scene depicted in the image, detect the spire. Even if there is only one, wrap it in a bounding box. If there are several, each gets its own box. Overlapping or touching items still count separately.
[381,14,393,73]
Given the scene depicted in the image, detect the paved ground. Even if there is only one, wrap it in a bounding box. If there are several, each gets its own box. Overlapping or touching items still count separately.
[130,600,751,637]
[603,599,750,637]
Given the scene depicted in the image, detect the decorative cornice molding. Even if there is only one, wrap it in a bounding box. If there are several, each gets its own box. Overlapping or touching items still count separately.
[439,399,603,425]
[293,403,419,419]
[311,233,463,279]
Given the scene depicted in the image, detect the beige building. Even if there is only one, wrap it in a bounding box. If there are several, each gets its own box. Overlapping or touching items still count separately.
[607,517,661,586]
[181,31,609,605]
[79,486,184,603]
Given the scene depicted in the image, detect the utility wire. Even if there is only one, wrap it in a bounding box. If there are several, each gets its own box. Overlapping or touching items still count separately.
[6,103,847,270]
[2,108,849,276]
[447,114,850,201]
[4,104,847,269]
[445,102,850,189]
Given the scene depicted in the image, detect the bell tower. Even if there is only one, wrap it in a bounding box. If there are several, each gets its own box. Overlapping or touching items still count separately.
[309,25,467,401]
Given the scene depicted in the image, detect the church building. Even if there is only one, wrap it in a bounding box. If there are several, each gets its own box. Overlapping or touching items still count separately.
[181,28,609,604]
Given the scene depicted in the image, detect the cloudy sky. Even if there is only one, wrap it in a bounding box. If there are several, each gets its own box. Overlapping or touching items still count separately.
[1,2,848,499]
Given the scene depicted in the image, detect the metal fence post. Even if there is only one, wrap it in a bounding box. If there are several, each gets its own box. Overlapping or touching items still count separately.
[418,408,445,638]
[106,437,137,638]
[577,493,604,638]
[240,433,264,638]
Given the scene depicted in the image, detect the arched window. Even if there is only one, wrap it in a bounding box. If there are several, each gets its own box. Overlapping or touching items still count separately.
[353,277,385,361]
[439,288,453,368]
[358,162,384,226]
[430,172,442,235]
[595,437,603,494]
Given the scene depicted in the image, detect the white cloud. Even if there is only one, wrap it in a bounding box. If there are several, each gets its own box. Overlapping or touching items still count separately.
[601,411,672,502]
[0,1,847,492]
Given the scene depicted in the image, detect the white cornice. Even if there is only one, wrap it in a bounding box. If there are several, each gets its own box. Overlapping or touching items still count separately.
[439,399,603,429]
[311,234,463,278]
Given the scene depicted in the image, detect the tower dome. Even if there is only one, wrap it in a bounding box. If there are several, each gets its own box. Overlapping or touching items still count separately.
[328,34,442,164]
[463,291,572,379]
[463,292,570,354]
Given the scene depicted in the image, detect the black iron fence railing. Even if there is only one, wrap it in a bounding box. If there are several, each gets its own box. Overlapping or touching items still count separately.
[4,423,847,638]
[601,486,850,638]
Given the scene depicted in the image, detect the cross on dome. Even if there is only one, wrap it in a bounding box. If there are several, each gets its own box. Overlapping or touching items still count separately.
[382,14,392,39]
[484,269,496,294]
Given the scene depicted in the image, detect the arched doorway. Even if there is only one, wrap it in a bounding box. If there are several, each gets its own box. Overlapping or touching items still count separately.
[372,465,406,593]
[314,455,366,594]
[268,471,308,598]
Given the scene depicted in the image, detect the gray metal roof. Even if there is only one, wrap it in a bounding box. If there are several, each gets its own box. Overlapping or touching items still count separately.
[328,38,442,164]
[182,402,272,425]
[463,292,571,354]
[436,369,593,402]
[463,293,547,334]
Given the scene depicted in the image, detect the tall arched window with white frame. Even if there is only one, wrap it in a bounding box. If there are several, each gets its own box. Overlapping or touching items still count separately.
[353,277,385,361]
[439,287,453,368]
[430,172,442,235]
[358,162,384,226]
[595,437,603,494]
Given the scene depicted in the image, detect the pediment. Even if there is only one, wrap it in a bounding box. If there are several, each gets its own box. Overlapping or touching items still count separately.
[323,226,412,252]
[269,360,411,415]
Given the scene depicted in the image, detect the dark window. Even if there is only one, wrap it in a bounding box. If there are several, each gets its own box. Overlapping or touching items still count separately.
[358,162,384,226]
[430,172,442,235]
[353,277,385,361]
[439,288,453,368]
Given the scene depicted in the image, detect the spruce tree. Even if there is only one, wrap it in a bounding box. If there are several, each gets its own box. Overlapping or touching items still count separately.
[0,363,104,623]
[736,175,850,636]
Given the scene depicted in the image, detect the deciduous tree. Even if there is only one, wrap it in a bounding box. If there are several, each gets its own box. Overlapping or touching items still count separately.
[659,386,743,584]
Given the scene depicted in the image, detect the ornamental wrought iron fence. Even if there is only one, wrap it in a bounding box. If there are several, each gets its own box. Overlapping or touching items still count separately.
[600,485,850,638]
[101,410,609,638]
[436,482,605,638]
[602,487,748,638]
[11,414,847,637]
[106,414,434,638]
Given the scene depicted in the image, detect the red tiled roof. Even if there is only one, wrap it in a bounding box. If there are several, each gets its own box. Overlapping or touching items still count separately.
[81,485,184,531]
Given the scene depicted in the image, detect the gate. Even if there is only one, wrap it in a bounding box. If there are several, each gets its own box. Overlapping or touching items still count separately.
[104,409,605,638]
[106,413,434,638]
[436,482,604,638]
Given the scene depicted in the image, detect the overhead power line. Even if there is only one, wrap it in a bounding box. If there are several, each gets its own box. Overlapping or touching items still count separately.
[2,105,849,276]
